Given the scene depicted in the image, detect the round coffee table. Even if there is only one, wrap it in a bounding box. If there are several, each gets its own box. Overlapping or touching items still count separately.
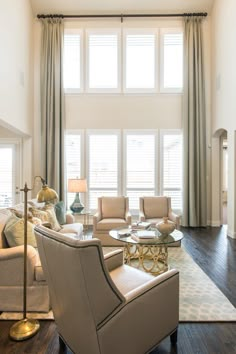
[109,227,183,275]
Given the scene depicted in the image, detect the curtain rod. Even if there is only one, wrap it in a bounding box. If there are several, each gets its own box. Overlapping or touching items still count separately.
[37,12,208,22]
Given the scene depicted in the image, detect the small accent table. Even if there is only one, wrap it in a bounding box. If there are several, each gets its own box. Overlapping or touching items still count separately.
[71,210,91,232]
[109,228,183,275]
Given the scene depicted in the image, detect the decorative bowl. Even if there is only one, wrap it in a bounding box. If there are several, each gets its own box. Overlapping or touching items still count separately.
[156,217,175,235]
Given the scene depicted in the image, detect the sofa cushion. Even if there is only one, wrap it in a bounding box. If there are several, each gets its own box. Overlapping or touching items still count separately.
[143,197,168,218]
[0,209,12,248]
[59,223,83,236]
[101,197,125,219]
[4,214,37,248]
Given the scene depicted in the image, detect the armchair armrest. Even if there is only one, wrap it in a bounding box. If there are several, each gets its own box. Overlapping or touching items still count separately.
[65,213,75,224]
[125,269,179,302]
[0,245,40,285]
[104,249,124,271]
[93,211,102,231]
[139,210,145,222]
[125,211,131,225]
[168,211,181,228]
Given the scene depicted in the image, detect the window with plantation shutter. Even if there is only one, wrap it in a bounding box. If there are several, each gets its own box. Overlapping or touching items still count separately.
[160,30,183,92]
[87,30,120,92]
[65,133,82,208]
[124,31,156,92]
[64,30,82,92]
[125,133,156,210]
[88,132,119,209]
[160,131,182,211]
[0,142,20,208]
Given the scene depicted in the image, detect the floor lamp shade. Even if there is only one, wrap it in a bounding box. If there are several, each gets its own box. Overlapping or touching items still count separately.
[68,178,87,213]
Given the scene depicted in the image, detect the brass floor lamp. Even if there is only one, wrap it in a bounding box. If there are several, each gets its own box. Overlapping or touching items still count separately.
[9,177,58,341]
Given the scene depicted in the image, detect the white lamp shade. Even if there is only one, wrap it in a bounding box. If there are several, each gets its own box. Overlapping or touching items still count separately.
[68,179,87,193]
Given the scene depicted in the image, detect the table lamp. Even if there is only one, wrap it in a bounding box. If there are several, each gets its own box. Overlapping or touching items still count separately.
[68,178,87,213]
[9,177,58,341]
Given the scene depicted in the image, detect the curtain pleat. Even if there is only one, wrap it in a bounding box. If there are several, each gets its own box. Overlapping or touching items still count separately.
[182,16,207,227]
[40,17,65,201]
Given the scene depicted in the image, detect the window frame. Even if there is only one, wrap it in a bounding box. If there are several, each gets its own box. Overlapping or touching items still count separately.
[123,28,158,94]
[85,29,121,93]
[64,28,83,94]
[160,28,184,94]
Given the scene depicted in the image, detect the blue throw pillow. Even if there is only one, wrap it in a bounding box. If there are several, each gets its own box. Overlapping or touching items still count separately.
[54,201,66,225]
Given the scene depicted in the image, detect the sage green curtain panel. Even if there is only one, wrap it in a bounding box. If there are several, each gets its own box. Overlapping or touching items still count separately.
[40,17,65,201]
[182,16,207,227]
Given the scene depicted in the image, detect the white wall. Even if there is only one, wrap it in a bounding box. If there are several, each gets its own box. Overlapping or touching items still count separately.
[0,0,33,136]
[211,0,236,237]
[0,0,34,196]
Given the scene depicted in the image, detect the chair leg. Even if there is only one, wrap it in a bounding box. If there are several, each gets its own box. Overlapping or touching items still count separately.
[59,335,67,353]
[170,328,178,345]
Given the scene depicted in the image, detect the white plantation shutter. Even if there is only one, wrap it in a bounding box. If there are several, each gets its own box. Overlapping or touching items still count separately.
[126,134,155,210]
[161,30,183,92]
[65,134,81,207]
[64,32,81,91]
[88,31,119,90]
[0,145,16,208]
[88,134,118,209]
[125,33,156,90]
[161,132,183,211]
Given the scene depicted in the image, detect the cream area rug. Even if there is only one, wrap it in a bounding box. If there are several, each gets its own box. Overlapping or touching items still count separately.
[1,246,236,322]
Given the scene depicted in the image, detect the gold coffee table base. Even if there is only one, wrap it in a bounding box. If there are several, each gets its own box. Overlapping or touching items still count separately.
[124,244,168,276]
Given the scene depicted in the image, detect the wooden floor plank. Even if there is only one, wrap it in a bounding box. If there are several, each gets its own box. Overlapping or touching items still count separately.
[1,226,236,354]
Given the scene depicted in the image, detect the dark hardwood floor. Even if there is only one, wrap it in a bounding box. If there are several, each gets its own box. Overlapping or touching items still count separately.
[1,226,236,354]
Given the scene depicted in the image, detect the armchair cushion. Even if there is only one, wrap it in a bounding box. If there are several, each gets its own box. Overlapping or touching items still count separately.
[96,218,128,231]
[101,197,126,219]
[54,201,66,225]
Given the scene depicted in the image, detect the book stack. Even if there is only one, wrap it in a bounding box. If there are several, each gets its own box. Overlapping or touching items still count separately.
[131,230,156,242]
[131,221,151,230]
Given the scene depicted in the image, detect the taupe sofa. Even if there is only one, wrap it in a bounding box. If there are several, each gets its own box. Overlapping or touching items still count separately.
[0,203,83,312]
[35,225,179,354]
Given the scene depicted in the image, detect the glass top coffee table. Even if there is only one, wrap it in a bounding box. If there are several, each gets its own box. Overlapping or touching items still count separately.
[109,227,183,275]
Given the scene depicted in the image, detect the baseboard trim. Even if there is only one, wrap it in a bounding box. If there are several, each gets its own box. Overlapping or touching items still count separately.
[227,229,236,239]
[211,220,221,227]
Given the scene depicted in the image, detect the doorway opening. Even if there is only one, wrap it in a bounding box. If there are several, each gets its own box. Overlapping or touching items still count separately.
[221,132,228,225]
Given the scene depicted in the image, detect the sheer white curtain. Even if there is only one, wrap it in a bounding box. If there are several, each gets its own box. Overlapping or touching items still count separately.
[182,16,207,227]
[40,17,65,200]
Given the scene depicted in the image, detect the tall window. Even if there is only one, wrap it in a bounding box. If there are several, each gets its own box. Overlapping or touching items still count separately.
[160,131,182,211]
[88,132,119,209]
[160,29,183,92]
[125,132,156,210]
[63,27,183,94]
[87,30,120,92]
[64,30,82,92]
[65,130,183,212]
[124,31,156,92]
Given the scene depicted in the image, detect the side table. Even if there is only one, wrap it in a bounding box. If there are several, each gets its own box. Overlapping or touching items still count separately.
[71,210,92,232]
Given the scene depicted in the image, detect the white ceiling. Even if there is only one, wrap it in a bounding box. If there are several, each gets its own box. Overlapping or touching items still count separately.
[30,0,215,17]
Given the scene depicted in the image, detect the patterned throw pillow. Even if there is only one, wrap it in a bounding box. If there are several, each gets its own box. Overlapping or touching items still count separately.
[4,214,37,248]
[30,205,61,231]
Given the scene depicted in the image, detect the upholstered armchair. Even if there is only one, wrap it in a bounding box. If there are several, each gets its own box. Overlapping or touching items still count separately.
[139,196,181,228]
[93,196,131,246]
[35,225,179,354]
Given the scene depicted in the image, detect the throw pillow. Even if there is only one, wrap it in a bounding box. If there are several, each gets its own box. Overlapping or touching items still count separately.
[54,201,66,225]
[30,205,61,231]
[4,214,37,248]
